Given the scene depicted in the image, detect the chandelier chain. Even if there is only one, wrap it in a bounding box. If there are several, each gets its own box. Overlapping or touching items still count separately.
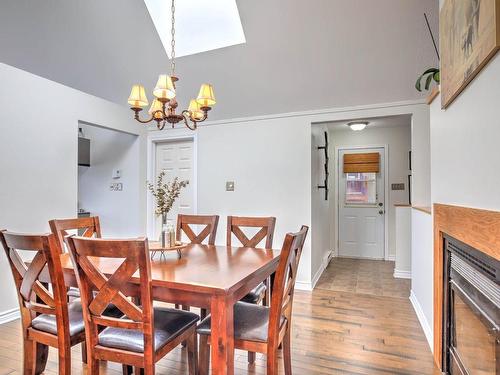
[170,0,176,76]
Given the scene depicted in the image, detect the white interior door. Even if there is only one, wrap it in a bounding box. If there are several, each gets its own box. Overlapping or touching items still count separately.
[338,147,385,259]
[155,140,194,237]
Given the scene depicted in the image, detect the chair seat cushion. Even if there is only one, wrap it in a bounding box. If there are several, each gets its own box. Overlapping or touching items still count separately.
[98,307,199,353]
[240,282,267,304]
[197,302,284,343]
[31,300,122,337]
[67,287,81,298]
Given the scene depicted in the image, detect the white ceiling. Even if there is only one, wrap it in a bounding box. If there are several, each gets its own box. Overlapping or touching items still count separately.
[0,0,439,121]
[326,114,412,131]
[143,0,246,58]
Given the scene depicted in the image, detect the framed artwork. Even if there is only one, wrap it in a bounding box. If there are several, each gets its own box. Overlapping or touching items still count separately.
[440,0,500,108]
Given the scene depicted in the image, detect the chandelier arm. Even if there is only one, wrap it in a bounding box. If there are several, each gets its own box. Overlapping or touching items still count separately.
[157,120,167,131]
[181,110,198,131]
[133,110,155,124]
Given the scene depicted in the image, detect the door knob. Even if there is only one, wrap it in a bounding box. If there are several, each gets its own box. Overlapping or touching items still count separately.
[378,210,384,215]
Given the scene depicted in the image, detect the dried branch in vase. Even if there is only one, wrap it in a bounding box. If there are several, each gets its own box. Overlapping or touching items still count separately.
[147,171,189,217]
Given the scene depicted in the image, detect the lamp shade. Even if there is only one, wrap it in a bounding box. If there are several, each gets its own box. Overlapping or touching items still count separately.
[149,99,164,120]
[153,75,176,100]
[188,99,205,121]
[196,83,216,107]
[128,85,148,108]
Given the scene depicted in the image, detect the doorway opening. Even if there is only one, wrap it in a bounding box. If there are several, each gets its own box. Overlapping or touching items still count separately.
[313,114,412,297]
[77,122,141,237]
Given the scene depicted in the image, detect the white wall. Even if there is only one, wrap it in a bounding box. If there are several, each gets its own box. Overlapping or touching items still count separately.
[410,208,433,350]
[311,124,331,286]
[78,124,142,237]
[0,63,147,316]
[329,124,411,258]
[431,55,500,210]
[394,206,411,277]
[196,116,313,287]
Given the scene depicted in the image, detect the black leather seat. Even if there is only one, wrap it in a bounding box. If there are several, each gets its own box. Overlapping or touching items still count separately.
[197,301,284,343]
[67,287,81,298]
[240,282,267,304]
[31,300,122,337]
[99,307,199,353]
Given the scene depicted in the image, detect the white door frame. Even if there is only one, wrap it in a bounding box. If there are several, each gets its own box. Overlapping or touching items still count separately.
[146,130,198,238]
[334,144,390,260]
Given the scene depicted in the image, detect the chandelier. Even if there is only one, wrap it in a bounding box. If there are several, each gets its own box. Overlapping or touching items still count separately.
[127,0,216,131]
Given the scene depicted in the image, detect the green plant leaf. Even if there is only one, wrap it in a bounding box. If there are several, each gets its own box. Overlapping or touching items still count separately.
[433,71,440,83]
[425,73,433,90]
[415,76,422,92]
[422,67,438,75]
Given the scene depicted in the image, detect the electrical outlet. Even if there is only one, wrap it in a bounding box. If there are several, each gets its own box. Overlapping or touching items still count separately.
[226,181,235,191]
[391,183,405,191]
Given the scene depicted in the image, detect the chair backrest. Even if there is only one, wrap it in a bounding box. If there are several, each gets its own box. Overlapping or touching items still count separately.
[176,214,219,245]
[226,216,276,249]
[65,236,154,356]
[0,230,70,338]
[49,216,102,253]
[268,225,308,348]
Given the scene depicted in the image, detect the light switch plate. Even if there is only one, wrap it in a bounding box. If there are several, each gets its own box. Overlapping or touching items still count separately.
[226,181,235,191]
[109,183,123,191]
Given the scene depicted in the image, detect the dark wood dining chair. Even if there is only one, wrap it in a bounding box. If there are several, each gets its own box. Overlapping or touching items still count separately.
[66,235,200,375]
[227,216,277,363]
[176,214,219,245]
[49,216,102,299]
[197,225,308,375]
[49,216,102,253]
[0,230,88,375]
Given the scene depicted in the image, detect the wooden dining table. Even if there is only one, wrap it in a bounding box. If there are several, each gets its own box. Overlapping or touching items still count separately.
[39,243,281,375]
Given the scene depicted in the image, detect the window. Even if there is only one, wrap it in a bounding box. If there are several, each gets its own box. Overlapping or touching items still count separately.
[345,173,377,204]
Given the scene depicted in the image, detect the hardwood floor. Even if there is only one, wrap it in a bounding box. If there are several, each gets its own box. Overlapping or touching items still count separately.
[0,258,439,375]
[316,258,411,298]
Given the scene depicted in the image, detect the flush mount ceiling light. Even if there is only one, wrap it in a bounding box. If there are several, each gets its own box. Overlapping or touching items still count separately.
[128,0,216,131]
[347,121,369,131]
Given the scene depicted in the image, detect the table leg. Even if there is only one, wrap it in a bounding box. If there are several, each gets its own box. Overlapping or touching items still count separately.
[210,295,234,375]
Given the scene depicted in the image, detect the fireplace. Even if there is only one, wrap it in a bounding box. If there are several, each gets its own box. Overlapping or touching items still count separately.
[442,235,499,374]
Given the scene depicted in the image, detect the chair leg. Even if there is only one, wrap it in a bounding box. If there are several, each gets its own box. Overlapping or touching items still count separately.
[283,329,292,375]
[266,347,279,375]
[143,365,154,375]
[181,305,191,347]
[247,351,256,364]
[187,332,198,375]
[88,357,100,375]
[57,343,72,375]
[81,341,88,364]
[199,335,210,375]
[23,339,49,375]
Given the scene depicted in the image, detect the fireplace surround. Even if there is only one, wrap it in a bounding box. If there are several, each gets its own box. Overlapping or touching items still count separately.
[434,204,500,373]
[442,235,499,374]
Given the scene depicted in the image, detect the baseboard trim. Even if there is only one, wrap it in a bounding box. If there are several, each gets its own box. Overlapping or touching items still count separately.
[393,269,411,279]
[386,254,396,261]
[296,250,333,291]
[312,251,333,289]
[409,290,433,352]
[0,308,20,325]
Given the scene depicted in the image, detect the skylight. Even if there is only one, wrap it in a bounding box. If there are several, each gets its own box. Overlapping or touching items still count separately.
[144,0,246,58]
